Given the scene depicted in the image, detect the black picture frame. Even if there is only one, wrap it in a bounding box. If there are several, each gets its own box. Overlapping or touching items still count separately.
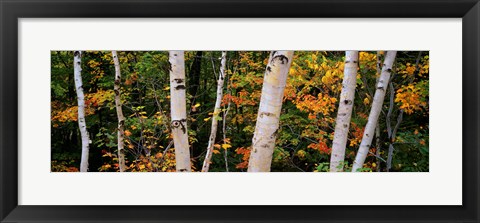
[1,0,478,222]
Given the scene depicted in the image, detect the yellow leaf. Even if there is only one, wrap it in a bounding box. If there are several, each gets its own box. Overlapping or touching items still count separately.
[363,97,370,105]
[194,103,201,108]
[214,144,221,149]
[212,150,220,154]
[221,144,232,150]
[325,70,332,77]
[204,117,211,122]
[125,130,132,137]
[102,152,112,157]
[164,86,170,90]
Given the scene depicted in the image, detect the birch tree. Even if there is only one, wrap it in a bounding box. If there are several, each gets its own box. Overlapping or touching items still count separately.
[74,51,91,172]
[247,51,294,172]
[202,51,227,172]
[329,51,358,172]
[169,51,191,172]
[112,51,126,172]
[352,51,397,172]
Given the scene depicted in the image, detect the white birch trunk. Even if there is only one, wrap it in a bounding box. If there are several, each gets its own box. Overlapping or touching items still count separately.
[169,51,191,172]
[329,51,358,172]
[112,51,126,172]
[247,51,294,172]
[352,51,397,172]
[202,51,227,172]
[74,51,91,172]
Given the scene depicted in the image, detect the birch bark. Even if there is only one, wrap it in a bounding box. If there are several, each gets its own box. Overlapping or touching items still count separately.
[329,51,358,172]
[112,51,126,172]
[74,51,91,172]
[169,51,191,172]
[247,51,294,172]
[352,51,397,172]
[202,51,227,172]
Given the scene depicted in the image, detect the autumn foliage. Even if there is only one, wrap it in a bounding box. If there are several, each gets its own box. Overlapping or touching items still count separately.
[51,51,429,172]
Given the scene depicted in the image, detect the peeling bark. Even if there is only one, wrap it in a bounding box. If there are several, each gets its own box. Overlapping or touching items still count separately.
[169,51,191,172]
[329,51,358,172]
[247,51,294,172]
[352,51,397,172]
[74,51,91,172]
[202,51,227,172]
[112,51,126,172]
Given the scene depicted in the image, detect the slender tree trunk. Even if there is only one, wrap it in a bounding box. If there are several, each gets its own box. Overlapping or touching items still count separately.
[223,74,232,172]
[375,124,381,171]
[74,51,90,172]
[112,51,126,172]
[202,51,227,172]
[385,81,405,172]
[247,51,294,172]
[375,51,382,172]
[387,108,403,171]
[352,51,397,172]
[169,51,191,172]
[329,51,358,172]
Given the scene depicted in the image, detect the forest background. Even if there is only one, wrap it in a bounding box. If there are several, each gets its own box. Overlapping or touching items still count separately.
[51,51,429,172]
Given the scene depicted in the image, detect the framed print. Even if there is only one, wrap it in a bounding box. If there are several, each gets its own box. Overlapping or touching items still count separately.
[1,0,479,222]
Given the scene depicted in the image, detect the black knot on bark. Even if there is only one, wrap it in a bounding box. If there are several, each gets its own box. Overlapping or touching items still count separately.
[171,118,187,133]
[171,120,181,128]
[272,55,289,64]
[260,112,274,118]
[175,85,186,90]
[174,78,184,83]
